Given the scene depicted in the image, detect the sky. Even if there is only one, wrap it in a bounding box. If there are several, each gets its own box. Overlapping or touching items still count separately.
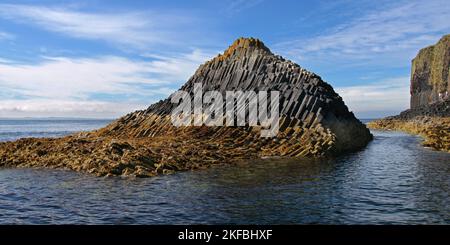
[0,0,449,119]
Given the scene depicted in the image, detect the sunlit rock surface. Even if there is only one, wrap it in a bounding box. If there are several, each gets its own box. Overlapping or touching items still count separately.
[0,38,372,177]
[369,34,450,153]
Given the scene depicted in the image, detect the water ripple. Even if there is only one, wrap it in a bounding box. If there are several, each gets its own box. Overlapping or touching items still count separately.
[0,121,449,224]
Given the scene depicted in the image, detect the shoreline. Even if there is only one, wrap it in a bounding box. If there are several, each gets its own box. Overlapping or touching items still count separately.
[367,116,450,153]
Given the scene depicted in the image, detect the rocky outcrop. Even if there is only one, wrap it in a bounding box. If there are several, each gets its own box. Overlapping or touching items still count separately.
[99,38,372,155]
[368,114,450,153]
[0,37,372,177]
[410,34,450,108]
[396,100,450,120]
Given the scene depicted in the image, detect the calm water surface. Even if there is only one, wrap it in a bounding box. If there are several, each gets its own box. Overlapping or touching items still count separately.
[0,119,112,141]
[0,119,448,224]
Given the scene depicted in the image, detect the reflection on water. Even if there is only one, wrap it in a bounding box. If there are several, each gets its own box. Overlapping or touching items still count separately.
[0,129,449,224]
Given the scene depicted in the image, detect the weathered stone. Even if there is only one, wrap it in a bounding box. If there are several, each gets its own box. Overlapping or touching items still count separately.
[0,37,372,177]
[411,34,450,108]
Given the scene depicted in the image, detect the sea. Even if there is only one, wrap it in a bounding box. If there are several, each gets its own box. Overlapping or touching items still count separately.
[0,118,449,224]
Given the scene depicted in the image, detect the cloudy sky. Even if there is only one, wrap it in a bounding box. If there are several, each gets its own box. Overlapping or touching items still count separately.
[0,0,449,118]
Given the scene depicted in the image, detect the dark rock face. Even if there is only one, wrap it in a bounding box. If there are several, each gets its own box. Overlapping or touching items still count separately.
[410,34,450,109]
[395,100,450,120]
[101,37,372,155]
[0,37,373,177]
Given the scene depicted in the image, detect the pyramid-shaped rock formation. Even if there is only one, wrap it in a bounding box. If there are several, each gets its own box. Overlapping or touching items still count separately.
[100,37,372,154]
[0,38,372,177]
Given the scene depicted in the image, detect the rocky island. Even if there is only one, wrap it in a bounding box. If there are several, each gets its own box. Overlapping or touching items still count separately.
[368,35,450,152]
[0,38,372,177]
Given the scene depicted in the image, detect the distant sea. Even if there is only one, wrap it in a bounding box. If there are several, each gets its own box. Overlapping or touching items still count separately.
[0,118,375,142]
[0,118,112,142]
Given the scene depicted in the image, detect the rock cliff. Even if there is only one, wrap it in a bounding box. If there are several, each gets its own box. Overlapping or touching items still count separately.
[410,34,450,108]
[0,37,372,177]
[369,34,450,153]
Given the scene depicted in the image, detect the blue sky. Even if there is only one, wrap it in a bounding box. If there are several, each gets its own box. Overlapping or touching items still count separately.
[0,0,449,118]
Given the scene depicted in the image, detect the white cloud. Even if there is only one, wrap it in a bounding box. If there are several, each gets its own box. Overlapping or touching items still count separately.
[0,57,15,64]
[0,31,14,40]
[0,56,160,100]
[0,50,212,118]
[224,0,264,16]
[276,1,450,65]
[0,4,195,48]
[0,99,147,118]
[336,77,410,118]
[141,49,215,83]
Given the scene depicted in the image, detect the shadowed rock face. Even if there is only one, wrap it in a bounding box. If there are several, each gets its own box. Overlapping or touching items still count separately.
[411,34,450,109]
[0,37,372,177]
[100,37,372,155]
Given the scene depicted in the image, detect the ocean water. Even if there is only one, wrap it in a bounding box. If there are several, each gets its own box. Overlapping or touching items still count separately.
[0,119,449,224]
[0,119,112,142]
